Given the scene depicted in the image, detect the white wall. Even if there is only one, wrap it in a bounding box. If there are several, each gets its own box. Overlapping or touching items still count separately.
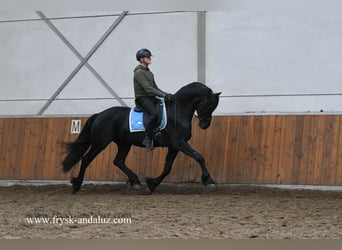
[1,11,342,116]
[0,11,197,115]
[207,11,342,114]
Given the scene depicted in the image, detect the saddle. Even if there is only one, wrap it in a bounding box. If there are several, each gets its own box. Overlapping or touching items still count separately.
[129,98,167,133]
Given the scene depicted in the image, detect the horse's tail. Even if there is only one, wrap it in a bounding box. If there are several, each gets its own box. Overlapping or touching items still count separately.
[62,114,98,173]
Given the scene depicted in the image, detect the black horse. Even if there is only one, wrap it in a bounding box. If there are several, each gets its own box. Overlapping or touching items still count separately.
[62,82,221,193]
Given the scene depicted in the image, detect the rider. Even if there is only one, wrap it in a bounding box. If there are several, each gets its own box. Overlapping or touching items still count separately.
[134,48,174,150]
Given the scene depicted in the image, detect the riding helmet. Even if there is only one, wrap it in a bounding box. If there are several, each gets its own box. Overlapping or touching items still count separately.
[136,48,153,61]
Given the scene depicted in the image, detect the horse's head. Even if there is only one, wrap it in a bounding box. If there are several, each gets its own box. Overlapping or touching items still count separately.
[195,89,221,129]
[175,82,221,129]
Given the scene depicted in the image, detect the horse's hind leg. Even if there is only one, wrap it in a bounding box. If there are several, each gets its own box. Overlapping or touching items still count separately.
[114,144,141,189]
[71,146,104,193]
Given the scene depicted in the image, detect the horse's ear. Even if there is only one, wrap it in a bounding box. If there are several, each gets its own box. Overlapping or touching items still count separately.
[215,92,222,96]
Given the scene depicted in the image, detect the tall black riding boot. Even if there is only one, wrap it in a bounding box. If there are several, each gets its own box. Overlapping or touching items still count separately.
[142,132,154,150]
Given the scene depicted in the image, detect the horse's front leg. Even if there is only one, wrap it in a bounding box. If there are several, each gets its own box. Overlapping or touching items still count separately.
[178,140,216,186]
[146,147,179,193]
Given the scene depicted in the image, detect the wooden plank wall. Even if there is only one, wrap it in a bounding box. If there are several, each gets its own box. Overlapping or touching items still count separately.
[0,115,342,185]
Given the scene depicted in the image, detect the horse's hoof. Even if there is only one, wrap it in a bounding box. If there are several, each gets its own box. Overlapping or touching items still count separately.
[70,177,77,185]
[145,186,153,195]
[72,186,80,194]
[127,178,141,189]
[202,175,216,187]
[206,183,216,188]
[145,178,158,193]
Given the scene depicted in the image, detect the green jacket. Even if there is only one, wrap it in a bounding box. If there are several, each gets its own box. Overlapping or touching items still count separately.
[133,65,168,98]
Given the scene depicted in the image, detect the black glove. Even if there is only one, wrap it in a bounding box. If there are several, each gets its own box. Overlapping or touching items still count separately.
[165,94,175,103]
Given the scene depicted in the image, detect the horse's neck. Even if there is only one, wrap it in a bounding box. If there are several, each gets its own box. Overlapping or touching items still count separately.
[174,93,200,120]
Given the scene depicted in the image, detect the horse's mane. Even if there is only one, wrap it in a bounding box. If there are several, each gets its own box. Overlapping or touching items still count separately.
[175,82,210,96]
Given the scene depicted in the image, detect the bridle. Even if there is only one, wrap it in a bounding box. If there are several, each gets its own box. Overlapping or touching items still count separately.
[194,112,212,123]
[195,114,212,123]
[193,96,212,123]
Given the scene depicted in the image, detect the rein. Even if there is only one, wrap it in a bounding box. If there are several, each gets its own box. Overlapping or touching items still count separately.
[166,97,178,129]
[173,98,177,128]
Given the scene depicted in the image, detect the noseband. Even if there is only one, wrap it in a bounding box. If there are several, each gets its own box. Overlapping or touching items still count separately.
[195,114,212,123]
[194,97,212,123]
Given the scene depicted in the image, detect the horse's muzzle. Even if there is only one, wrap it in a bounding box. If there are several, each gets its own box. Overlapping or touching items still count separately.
[199,119,211,129]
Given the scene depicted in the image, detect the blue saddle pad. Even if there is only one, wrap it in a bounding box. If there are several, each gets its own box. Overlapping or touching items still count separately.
[129,98,167,132]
